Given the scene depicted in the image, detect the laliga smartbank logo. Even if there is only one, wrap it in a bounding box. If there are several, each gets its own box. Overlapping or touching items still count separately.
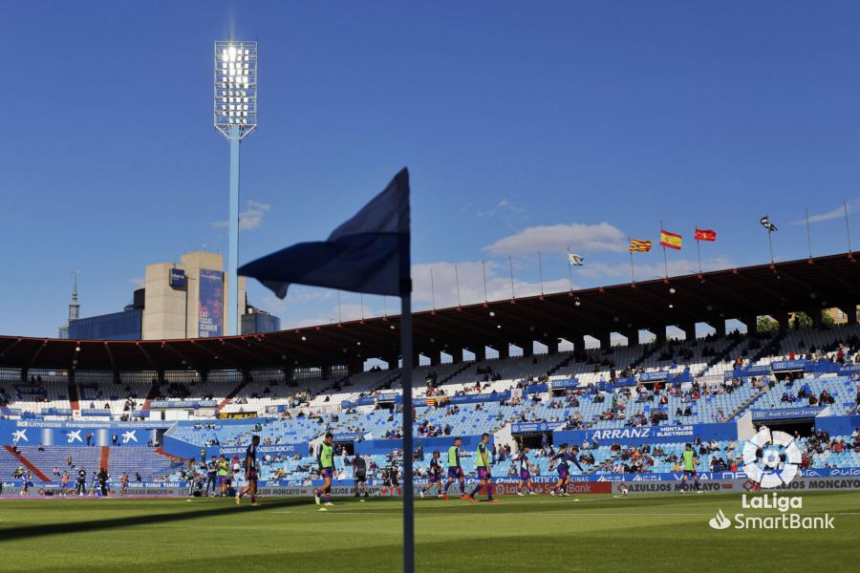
[708,492,835,530]
[708,427,834,531]
[708,509,732,530]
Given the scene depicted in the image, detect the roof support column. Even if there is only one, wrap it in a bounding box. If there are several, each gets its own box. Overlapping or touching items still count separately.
[652,326,667,347]
[807,308,823,329]
[774,311,789,334]
[681,322,697,341]
[845,303,858,325]
[472,346,486,362]
[711,319,726,339]
[743,315,758,335]
[496,344,510,360]
[545,339,559,355]
[598,332,612,350]
[428,350,442,366]
[519,340,534,358]
[622,328,639,346]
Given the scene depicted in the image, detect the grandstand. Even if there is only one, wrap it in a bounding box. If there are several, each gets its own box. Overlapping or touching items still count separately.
[0,254,858,491]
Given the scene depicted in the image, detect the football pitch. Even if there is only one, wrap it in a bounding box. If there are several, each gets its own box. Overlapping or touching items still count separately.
[0,491,858,573]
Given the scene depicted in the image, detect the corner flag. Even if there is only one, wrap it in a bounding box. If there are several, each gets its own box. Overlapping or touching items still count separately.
[239,167,416,573]
[239,168,410,298]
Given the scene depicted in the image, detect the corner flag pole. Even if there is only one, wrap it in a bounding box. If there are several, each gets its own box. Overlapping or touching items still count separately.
[400,243,415,573]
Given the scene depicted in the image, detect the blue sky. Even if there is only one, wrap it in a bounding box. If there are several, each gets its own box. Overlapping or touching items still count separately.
[1,1,859,339]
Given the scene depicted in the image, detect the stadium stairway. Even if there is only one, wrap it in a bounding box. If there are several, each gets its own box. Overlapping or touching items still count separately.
[68,382,80,414]
[438,363,473,385]
[697,337,747,377]
[3,446,51,482]
[630,344,661,370]
[216,378,251,413]
[749,332,786,364]
[727,385,772,420]
[374,371,402,392]
[99,446,110,471]
[546,353,575,376]
[154,446,184,461]
[141,383,160,413]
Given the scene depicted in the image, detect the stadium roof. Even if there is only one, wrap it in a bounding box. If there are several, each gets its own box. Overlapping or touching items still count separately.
[1,252,858,373]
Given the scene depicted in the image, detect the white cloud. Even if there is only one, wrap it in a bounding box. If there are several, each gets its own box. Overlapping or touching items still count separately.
[130,277,145,288]
[212,200,271,231]
[476,198,527,227]
[411,260,570,309]
[574,256,732,282]
[281,303,378,329]
[483,222,627,256]
[791,199,859,225]
[263,255,733,330]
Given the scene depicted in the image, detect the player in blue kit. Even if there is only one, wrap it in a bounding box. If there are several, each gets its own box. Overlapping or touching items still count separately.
[515,447,535,496]
[549,444,583,497]
[420,451,444,498]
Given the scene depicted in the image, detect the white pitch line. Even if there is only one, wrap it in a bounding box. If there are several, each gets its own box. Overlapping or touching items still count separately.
[269,510,860,517]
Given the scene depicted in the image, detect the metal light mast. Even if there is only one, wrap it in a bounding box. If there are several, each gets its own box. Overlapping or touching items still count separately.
[214,40,258,336]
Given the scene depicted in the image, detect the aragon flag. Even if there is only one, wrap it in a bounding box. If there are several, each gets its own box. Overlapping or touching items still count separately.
[659,230,682,250]
[695,228,716,242]
[629,239,652,253]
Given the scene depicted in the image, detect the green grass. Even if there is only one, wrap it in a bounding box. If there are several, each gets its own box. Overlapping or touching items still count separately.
[0,491,858,572]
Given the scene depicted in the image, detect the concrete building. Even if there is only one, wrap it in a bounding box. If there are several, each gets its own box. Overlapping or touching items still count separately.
[66,251,279,340]
[142,251,246,339]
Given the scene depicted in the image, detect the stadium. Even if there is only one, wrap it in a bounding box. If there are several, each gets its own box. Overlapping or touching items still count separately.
[2,3,860,573]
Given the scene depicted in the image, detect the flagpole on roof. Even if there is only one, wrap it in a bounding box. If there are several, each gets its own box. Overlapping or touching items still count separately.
[508,256,515,299]
[538,252,544,295]
[767,224,774,264]
[660,220,669,278]
[481,260,488,303]
[628,238,636,283]
[844,201,853,253]
[566,246,573,292]
[805,207,813,259]
[695,226,703,274]
[454,264,462,307]
[430,268,436,311]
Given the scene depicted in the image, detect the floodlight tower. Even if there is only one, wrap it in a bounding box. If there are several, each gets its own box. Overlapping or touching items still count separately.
[214,40,258,336]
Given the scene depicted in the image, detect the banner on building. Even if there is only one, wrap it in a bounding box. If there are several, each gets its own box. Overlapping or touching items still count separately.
[198,269,224,337]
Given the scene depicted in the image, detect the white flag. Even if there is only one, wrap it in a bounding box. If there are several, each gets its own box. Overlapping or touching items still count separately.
[568,253,584,266]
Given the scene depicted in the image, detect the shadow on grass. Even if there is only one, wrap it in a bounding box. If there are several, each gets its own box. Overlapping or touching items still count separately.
[0,497,310,544]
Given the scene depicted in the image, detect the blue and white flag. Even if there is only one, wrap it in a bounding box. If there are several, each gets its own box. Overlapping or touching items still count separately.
[239,168,410,298]
[568,253,584,266]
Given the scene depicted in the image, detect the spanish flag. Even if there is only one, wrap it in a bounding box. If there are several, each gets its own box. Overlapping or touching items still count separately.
[629,239,652,253]
[660,230,682,250]
[695,228,716,242]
